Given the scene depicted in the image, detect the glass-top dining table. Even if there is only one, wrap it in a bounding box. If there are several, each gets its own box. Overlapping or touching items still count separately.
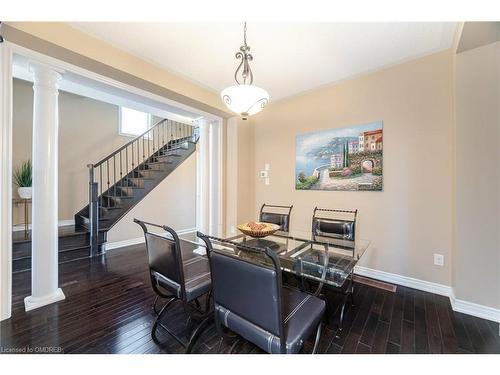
[178,230,371,295]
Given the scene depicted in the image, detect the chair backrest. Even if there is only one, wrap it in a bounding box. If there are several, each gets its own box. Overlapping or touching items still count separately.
[259,203,293,232]
[197,233,285,352]
[134,218,186,298]
[311,207,357,241]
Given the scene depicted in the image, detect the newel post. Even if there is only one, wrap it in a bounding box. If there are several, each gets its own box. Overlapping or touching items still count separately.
[88,164,99,257]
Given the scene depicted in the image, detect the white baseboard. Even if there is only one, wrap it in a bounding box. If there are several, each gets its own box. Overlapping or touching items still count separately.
[13,219,75,232]
[354,265,453,297]
[450,292,500,323]
[354,265,500,323]
[105,227,197,251]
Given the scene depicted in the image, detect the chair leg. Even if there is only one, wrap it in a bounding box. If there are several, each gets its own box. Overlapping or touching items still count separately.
[312,322,323,354]
[152,295,160,316]
[151,297,178,343]
[185,315,214,353]
[335,294,350,338]
[204,290,212,313]
[194,298,201,310]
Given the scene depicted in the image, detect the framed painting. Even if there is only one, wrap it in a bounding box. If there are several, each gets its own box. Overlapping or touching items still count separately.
[295,121,383,191]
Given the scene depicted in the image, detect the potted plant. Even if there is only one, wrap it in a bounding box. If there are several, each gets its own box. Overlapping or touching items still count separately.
[14,160,32,199]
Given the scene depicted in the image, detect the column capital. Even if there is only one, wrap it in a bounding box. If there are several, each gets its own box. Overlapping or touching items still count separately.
[29,63,63,89]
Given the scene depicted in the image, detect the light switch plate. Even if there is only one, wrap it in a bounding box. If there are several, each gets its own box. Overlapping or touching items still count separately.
[434,253,444,266]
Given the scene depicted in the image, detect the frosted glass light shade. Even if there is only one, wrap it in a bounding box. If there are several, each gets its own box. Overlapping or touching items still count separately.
[221,84,269,119]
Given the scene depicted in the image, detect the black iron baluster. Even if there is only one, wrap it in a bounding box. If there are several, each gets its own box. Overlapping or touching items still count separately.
[131,142,135,170]
[153,126,156,153]
[148,128,150,160]
[113,155,116,199]
[106,159,110,207]
[170,120,173,150]
[99,165,103,206]
[120,150,123,197]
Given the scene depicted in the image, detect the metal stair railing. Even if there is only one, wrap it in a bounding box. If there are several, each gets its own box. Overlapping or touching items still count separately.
[86,118,198,256]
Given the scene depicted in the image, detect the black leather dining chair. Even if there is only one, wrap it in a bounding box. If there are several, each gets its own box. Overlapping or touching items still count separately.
[134,218,212,353]
[310,207,357,335]
[259,204,293,233]
[198,232,325,354]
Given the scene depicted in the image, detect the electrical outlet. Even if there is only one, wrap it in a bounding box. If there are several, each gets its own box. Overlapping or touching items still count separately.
[434,253,444,266]
[230,225,235,234]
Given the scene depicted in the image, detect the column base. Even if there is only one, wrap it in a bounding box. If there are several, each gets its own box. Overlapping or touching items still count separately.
[24,288,65,312]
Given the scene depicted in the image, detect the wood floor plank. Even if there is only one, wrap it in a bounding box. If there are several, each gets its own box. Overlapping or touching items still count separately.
[434,294,458,353]
[400,319,416,354]
[380,291,394,323]
[448,312,474,353]
[371,321,390,354]
[385,341,400,354]
[359,311,379,347]
[356,341,371,353]
[403,287,415,323]
[387,287,404,346]
[474,318,500,354]
[414,291,429,353]
[424,291,443,353]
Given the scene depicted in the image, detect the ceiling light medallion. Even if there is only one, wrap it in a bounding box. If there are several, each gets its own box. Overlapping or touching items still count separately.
[221,22,269,120]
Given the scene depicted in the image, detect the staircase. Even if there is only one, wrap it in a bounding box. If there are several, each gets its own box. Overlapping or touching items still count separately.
[12,119,198,273]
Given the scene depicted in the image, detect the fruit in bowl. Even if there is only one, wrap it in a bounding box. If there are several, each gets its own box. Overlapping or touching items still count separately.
[237,222,281,238]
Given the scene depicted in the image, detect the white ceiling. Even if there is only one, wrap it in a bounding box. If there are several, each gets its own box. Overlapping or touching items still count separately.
[71,22,457,101]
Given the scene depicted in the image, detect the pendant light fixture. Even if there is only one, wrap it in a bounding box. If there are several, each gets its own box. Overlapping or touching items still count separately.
[221,22,269,120]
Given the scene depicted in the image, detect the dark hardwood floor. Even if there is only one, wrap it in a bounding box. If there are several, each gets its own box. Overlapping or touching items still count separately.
[1,244,498,354]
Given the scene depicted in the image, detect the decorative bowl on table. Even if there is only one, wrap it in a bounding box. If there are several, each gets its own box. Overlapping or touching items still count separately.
[237,222,280,238]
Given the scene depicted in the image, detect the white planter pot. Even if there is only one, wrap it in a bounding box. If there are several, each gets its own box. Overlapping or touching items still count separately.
[18,187,32,199]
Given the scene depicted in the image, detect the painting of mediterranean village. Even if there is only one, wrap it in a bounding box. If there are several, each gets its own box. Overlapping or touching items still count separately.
[295,121,383,191]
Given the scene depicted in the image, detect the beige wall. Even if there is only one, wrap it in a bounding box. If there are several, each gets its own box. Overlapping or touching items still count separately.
[225,117,256,235]
[454,42,500,309]
[107,154,196,243]
[249,50,455,286]
[12,78,196,239]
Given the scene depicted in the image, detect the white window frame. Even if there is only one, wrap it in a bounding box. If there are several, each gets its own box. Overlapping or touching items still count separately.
[118,106,152,138]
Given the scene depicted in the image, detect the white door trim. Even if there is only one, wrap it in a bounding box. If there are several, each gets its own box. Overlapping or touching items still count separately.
[195,117,224,237]
[0,41,14,321]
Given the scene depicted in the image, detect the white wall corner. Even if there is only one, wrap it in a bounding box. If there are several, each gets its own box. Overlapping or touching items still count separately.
[449,289,500,323]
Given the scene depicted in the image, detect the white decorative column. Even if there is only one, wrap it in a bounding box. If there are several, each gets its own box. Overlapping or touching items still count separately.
[24,64,65,312]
